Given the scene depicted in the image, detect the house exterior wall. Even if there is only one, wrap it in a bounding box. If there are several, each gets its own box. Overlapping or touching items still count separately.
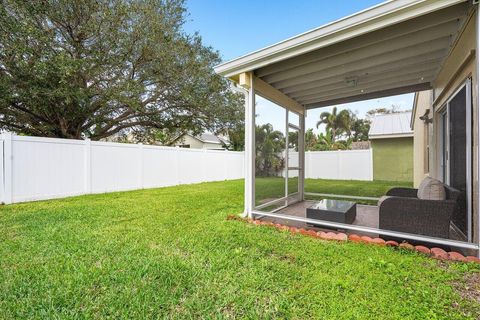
[402,9,480,247]
[429,9,478,244]
[412,90,433,187]
[173,135,204,149]
[371,137,413,182]
[172,135,223,149]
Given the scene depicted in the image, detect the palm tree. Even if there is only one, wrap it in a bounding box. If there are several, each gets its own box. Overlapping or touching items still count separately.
[317,129,335,150]
[255,124,285,176]
[316,129,351,151]
[316,107,351,142]
[305,128,318,151]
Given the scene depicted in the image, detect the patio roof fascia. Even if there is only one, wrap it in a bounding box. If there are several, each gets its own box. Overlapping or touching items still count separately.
[214,0,468,79]
[238,72,305,115]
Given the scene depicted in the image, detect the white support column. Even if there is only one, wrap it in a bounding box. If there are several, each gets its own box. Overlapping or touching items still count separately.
[244,74,256,218]
[285,109,289,205]
[476,5,480,256]
[299,111,306,201]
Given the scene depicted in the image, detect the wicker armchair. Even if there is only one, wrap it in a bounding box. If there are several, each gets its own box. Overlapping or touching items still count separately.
[378,184,460,239]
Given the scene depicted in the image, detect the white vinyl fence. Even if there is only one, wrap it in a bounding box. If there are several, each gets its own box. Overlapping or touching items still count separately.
[0,133,373,204]
[284,150,373,181]
[0,133,244,204]
[306,150,373,181]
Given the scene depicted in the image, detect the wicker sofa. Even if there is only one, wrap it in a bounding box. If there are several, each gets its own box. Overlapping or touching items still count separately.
[378,183,460,239]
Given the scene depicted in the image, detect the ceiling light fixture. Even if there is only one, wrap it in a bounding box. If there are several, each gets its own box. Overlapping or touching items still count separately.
[345,76,358,87]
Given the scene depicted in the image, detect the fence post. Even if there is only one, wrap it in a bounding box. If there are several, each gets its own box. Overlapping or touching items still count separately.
[138,143,144,189]
[2,132,13,204]
[306,151,310,179]
[202,148,208,182]
[369,148,374,181]
[175,146,181,184]
[84,138,92,194]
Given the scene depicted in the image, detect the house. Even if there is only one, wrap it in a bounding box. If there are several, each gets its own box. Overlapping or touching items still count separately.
[172,133,230,150]
[369,112,413,182]
[215,0,479,252]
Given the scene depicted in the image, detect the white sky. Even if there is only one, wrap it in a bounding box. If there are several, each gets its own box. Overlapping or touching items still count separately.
[256,93,415,134]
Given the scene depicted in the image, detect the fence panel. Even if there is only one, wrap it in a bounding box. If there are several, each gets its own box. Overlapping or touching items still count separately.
[10,136,86,202]
[306,150,372,181]
[90,141,141,193]
[142,146,180,188]
[0,134,371,204]
[1,134,244,203]
[306,151,341,180]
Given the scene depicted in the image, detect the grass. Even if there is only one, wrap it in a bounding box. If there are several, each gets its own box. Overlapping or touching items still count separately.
[255,177,412,205]
[1,179,479,319]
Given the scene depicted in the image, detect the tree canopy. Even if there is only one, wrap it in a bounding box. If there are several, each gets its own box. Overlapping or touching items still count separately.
[316,107,350,142]
[0,0,242,140]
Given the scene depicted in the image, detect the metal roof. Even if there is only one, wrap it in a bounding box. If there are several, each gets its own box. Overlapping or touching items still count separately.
[198,133,228,144]
[369,112,414,139]
[184,133,230,145]
[215,0,470,110]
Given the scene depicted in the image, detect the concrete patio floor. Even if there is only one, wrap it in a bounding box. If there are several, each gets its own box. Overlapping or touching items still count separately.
[259,200,380,237]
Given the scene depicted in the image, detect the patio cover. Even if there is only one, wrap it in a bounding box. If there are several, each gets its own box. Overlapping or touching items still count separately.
[214,0,479,251]
[215,0,471,110]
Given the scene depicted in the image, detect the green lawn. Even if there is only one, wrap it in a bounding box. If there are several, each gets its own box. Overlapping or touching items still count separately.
[256,177,412,205]
[1,179,479,319]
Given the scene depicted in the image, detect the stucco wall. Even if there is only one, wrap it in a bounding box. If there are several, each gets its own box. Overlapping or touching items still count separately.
[430,10,478,243]
[371,137,413,182]
[412,90,433,187]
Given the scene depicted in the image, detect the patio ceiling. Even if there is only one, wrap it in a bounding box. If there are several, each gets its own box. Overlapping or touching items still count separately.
[215,0,471,110]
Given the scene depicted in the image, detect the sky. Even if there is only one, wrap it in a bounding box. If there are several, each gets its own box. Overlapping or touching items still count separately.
[183,0,415,134]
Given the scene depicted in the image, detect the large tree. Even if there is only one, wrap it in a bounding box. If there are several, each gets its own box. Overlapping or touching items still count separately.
[0,0,242,140]
[347,111,370,142]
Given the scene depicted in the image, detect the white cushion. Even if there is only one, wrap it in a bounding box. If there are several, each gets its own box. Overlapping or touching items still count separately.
[417,176,431,193]
[417,177,446,200]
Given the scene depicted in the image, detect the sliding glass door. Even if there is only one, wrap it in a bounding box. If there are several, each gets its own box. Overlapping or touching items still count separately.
[439,80,472,241]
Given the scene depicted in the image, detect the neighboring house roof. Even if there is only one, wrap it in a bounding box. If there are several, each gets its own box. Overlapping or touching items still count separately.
[181,133,230,146]
[197,133,229,145]
[369,112,413,139]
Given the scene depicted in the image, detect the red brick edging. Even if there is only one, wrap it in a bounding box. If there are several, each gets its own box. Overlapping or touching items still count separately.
[226,215,480,264]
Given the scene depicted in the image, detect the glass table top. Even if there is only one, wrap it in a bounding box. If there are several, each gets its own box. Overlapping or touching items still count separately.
[309,199,356,213]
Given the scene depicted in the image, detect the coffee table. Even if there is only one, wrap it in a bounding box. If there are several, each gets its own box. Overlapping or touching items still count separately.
[306,199,357,225]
